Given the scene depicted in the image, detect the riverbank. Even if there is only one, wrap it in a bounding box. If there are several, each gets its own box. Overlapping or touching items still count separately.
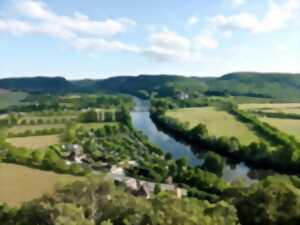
[131,97,273,183]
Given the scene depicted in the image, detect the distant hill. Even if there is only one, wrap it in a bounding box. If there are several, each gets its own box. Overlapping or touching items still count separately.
[0,77,74,93]
[92,74,208,97]
[207,72,300,99]
[1,72,300,99]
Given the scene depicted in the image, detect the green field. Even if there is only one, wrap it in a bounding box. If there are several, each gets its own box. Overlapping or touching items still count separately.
[259,107,300,115]
[239,103,300,111]
[0,90,27,110]
[0,163,81,206]
[259,117,300,140]
[7,135,61,149]
[167,107,260,145]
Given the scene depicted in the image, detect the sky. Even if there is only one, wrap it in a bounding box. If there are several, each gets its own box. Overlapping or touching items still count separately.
[0,0,299,79]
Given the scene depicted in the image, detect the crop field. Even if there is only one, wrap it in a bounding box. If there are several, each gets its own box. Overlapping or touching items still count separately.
[258,108,300,115]
[8,124,66,133]
[166,107,260,145]
[0,163,82,206]
[259,117,300,140]
[239,103,300,111]
[0,90,27,110]
[7,135,61,149]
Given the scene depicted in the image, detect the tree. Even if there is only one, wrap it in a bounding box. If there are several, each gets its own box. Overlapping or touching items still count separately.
[54,203,95,225]
[62,123,77,143]
[236,176,300,225]
[189,123,209,139]
[104,111,114,122]
[154,184,161,195]
[30,150,44,166]
[165,152,172,160]
[176,157,188,169]
[80,110,98,123]
[202,152,224,177]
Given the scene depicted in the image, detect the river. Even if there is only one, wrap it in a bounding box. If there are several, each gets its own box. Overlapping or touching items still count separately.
[131,97,274,184]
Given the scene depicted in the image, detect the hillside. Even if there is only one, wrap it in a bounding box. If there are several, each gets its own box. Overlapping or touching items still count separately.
[207,72,300,99]
[93,74,208,97]
[0,77,74,93]
[2,72,300,99]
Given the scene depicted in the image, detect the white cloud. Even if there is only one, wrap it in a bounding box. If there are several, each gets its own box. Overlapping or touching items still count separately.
[213,0,300,33]
[142,28,219,62]
[16,0,136,37]
[143,46,191,62]
[0,0,220,64]
[70,37,141,53]
[149,28,191,50]
[0,0,138,54]
[187,16,199,26]
[0,19,33,35]
[194,35,219,49]
[231,0,248,7]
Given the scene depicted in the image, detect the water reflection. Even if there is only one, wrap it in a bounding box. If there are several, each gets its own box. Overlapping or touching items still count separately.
[131,97,274,184]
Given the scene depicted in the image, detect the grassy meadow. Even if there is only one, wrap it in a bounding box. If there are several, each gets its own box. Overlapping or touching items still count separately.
[0,90,27,110]
[166,107,260,145]
[259,117,300,140]
[0,163,81,206]
[7,135,61,149]
[239,103,300,111]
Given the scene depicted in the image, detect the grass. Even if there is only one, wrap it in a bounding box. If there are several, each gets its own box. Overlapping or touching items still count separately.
[0,90,27,110]
[0,163,82,207]
[259,108,300,115]
[259,117,300,140]
[239,103,300,111]
[7,135,61,149]
[166,107,260,145]
[8,124,66,133]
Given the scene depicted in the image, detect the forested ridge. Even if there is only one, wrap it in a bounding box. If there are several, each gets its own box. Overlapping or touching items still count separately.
[2,72,300,99]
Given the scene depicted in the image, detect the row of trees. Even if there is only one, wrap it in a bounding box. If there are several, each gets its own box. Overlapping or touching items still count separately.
[7,127,64,138]
[79,108,131,125]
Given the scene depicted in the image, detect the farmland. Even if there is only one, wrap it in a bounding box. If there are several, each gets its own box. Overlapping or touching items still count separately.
[166,106,260,145]
[0,163,81,206]
[0,90,27,110]
[239,103,300,111]
[259,117,300,140]
[7,135,61,149]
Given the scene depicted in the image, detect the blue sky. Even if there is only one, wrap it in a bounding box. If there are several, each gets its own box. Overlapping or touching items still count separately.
[0,0,299,79]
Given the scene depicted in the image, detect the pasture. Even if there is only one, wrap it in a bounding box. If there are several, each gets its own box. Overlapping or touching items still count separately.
[0,163,81,206]
[259,117,300,140]
[166,107,260,145]
[7,135,61,149]
[0,90,27,110]
[239,103,300,111]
